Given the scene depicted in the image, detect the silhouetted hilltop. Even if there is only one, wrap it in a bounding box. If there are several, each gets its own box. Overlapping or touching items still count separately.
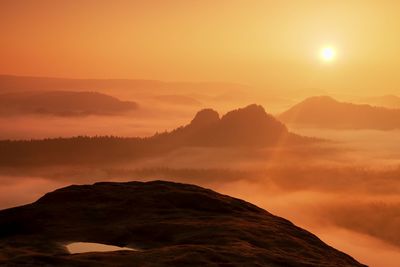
[0,105,315,166]
[279,96,400,130]
[0,91,138,116]
[190,108,220,126]
[219,104,288,144]
[0,180,365,266]
[157,104,308,146]
[357,94,400,109]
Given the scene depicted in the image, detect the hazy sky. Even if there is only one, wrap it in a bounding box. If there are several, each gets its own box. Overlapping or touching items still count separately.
[1,0,400,94]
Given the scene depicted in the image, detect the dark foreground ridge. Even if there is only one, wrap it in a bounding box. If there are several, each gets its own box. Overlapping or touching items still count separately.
[0,181,366,267]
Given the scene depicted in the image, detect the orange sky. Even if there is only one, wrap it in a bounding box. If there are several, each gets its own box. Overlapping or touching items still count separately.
[1,0,400,95]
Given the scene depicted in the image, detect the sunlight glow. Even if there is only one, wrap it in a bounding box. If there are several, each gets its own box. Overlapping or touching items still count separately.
[320,47,336,62]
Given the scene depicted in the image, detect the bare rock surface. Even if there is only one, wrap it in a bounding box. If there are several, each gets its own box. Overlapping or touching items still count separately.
[0,180,366,266]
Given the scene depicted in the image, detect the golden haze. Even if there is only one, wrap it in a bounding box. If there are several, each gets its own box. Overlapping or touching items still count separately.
[1,1,400,95]
[1,1,400,267]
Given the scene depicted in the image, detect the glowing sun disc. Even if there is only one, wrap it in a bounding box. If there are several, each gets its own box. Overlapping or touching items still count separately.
[320,47,336,61]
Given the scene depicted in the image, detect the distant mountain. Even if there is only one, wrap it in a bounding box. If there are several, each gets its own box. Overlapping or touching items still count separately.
[0,91,138,116]
[0,180,365,267]
[279,96,400,130]
[0,75,249,98]
[0,104,315,166]
[357,95,400,109]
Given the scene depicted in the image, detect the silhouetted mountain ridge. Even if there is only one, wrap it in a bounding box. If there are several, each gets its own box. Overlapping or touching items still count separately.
[157,104,307,146]
[0,180,365,266]
[0,91,138,116]
[357,94,400,109]
[0,104,315,166]
[0,74,248,97]
[279,96,400,130]
[190,108,220,127]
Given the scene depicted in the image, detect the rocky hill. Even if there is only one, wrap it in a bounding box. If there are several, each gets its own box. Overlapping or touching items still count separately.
[279,96,400,130]
[0,181,365,266]
[156,104,311,146]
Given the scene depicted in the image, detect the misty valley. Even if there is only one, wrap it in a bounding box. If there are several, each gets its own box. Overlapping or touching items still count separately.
[0,76,400,266]
[3,2,400,265]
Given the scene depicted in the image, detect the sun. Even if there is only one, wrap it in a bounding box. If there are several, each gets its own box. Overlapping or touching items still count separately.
[320,46,336,62]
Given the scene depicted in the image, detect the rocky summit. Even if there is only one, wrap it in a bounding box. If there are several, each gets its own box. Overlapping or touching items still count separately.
[0,181,366,266]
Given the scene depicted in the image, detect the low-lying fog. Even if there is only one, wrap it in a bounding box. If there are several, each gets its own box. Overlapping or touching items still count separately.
[1,125,399,266]
[0,106,192,140]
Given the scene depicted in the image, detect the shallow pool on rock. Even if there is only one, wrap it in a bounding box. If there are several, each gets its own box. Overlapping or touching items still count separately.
[66,242,137,254]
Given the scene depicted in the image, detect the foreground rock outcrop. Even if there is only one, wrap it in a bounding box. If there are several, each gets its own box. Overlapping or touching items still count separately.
[0,181,366,266]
